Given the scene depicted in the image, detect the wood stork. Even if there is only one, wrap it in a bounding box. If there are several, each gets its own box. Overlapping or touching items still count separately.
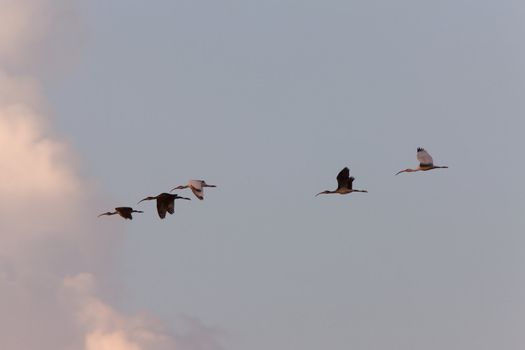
[137,193,191,219]
[170,180,216,200]
[316,167,368,196]
[98,207,143,220]
[396,148,448,175]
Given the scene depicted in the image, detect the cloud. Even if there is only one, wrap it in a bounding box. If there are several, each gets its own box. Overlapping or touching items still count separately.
[0,0,44,64]
[0,1,223,349]
[0,0,81,72]
[0,65,127,350]
[62,273,179,350]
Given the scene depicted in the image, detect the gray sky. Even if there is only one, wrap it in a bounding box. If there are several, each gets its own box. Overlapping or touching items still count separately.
[5,0,525,349]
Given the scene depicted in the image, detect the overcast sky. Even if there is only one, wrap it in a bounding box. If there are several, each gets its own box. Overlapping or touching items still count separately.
[3,0,525,349]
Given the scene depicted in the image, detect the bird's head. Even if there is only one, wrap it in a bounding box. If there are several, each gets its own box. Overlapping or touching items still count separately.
[97,212,112,217]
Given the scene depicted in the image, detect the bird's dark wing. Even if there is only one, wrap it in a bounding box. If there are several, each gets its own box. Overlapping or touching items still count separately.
[167,199,175,214]
[156,200,167,219]
[336,167,350,189]
[348,176,355,190]
[116,207,133,220]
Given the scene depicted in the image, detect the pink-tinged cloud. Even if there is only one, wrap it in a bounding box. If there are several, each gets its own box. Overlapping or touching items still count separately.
[62,273,179,350]
[0,0,81,72]
[0,1,223,349]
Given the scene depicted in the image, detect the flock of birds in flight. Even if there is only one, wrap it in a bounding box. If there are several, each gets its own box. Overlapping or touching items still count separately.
[98,148,448,220]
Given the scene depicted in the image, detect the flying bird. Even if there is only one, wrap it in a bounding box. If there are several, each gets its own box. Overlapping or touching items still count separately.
[138,193,191,219]
[98,207,143,220]
[316,167,368,196]
[170,180,216,200]
[396,148,449,175]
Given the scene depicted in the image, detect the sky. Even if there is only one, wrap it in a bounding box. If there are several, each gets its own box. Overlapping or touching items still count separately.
[2,0,525,349]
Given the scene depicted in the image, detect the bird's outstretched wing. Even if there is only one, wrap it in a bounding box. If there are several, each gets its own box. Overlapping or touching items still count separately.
[156,200,167,219]
[189,180,204,200]
[167,200,175,215]
[348,176,355,190]
[190,180,204,196]
[417,148,434,167]
[191,187,204,200]
[336,167,350,189]
[116,207,133,220]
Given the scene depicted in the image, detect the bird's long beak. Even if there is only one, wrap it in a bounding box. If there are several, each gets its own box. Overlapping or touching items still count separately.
[395,170,404,176]
[169,186,180,192]
[315,191,325,197]
[137,198,148,204]
[180,196,191,200]
[97,212,108,217]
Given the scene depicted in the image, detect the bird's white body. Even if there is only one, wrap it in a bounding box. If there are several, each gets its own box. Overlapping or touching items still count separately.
[171,179,216,200]
[396,148,448,175]
[189,180,204,191]
[188,180,206,200]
